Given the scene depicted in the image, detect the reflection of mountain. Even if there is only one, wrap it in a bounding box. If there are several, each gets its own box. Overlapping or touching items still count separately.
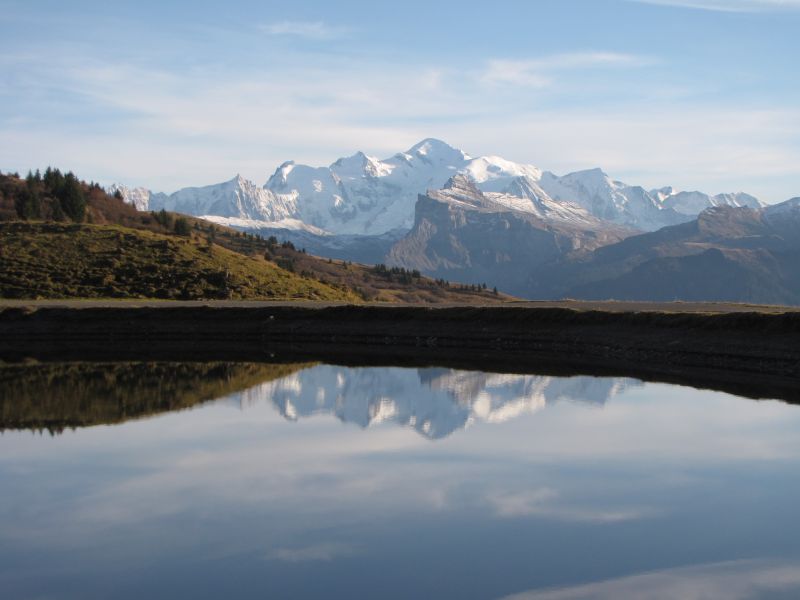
[242,366,639,439]
[0,362,311,432]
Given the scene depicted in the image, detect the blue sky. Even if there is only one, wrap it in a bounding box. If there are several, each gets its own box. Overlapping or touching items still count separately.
[1,0,799,201]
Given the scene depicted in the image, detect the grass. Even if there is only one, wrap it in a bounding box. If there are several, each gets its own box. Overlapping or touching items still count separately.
[1,170,510,303]
[0,221,359,301]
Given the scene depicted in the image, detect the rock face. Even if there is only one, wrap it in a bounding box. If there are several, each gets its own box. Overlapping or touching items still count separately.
[527,198,800,304]
[110,138,763,236]
[388,175,634,295]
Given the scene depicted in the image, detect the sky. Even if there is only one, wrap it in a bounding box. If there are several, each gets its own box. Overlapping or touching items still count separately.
[1,0,799,202]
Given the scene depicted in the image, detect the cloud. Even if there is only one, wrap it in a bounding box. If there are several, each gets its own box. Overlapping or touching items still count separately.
[259,20,350,40]
[630,0,800,12]
[481,52,651,87]
[2,44,798,202]
[500,559,800,600]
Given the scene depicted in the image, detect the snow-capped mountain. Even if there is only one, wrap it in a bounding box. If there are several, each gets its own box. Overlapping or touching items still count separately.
[657,189,763,216]
[152,175,297,222]
[110,138,763,236]
[107,184,152,211]
[538,168,688,231]
[387,174,634,295]
[235,365,638,439]
[764,196,800,219]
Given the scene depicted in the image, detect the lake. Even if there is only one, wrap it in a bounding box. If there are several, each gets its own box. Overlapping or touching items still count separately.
[2,361,800,599]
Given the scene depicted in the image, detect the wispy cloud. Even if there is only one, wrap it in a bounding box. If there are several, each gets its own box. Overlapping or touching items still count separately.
[631,0,800,12]
[259,20,350,40]
[2,45,798,202]
[481,52,651,87]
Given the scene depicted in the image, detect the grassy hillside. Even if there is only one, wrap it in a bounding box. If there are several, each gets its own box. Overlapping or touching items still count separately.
[0,221,358,301]
[0,170,510,303]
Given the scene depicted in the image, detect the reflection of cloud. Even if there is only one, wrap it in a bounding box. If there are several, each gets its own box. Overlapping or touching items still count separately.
[265,542,358,562]
[501,559,800,599]
[488,489,655,523]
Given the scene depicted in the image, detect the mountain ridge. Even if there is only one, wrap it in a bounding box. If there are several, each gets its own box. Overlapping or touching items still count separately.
[111,138,764,236]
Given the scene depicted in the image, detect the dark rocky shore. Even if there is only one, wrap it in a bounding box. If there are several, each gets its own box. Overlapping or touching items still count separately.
[1,302,799,403]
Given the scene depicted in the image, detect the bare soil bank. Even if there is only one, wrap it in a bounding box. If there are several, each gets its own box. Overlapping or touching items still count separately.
[1,302,799,403]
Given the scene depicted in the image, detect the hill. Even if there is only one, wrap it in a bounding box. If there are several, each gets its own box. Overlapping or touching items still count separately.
[0,221,360,301]
[528,202,800,304]
[0,170,508,303]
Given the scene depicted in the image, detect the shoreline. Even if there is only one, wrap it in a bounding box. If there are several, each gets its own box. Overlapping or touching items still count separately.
[1,302,799,403]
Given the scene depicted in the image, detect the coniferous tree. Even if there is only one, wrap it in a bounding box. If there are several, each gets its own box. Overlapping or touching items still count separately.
[57,172,86,222]
[14,188,39,220]
[173,217,191,236]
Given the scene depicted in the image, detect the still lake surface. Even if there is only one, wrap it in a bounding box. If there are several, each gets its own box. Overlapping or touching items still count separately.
[2,362,800,599]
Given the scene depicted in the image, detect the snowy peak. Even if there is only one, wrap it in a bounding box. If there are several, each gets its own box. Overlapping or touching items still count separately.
[497,176,599,225]
[763,196,800,221]
[123,174,302,226]
[441,173,483,196]
[405,138,471,163]
[112,138,764,236]
[660,190,764,215]
[107,183,151,211]
[330,151,391,179]
[266,161,297,190]
[539,168,687,231]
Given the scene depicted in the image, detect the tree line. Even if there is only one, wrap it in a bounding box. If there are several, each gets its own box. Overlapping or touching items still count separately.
[11,167,87,222]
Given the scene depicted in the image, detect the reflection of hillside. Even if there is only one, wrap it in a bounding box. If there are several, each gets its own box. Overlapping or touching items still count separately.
[0,362,312,433]
[244,366,639,439]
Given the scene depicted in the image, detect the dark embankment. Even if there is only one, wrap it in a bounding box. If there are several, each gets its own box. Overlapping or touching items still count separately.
[1,303,799,403]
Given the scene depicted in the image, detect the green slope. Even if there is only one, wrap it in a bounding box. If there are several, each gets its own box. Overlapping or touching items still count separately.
[0,221,359,301]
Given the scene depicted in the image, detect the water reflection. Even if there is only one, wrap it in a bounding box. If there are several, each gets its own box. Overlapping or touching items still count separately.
[0,362,639,437]
[502,559,800,600]
[0,361,311,432]
[1,363,800,599]
[246,366,640,438]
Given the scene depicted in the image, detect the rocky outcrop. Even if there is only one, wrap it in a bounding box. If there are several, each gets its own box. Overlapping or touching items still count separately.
[388,175,633,296]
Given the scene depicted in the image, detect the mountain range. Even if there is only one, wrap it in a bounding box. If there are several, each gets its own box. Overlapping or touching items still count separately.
[529,198,800,304]
[111,138,761,236]
[112,139,800,304]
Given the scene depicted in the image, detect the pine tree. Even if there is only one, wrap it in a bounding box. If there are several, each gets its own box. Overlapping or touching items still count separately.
[57,172,86,222]
[14,188,39,220]
[173,217,191,236]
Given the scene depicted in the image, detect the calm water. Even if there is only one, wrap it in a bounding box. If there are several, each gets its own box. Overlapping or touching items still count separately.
[2,362,800,599]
